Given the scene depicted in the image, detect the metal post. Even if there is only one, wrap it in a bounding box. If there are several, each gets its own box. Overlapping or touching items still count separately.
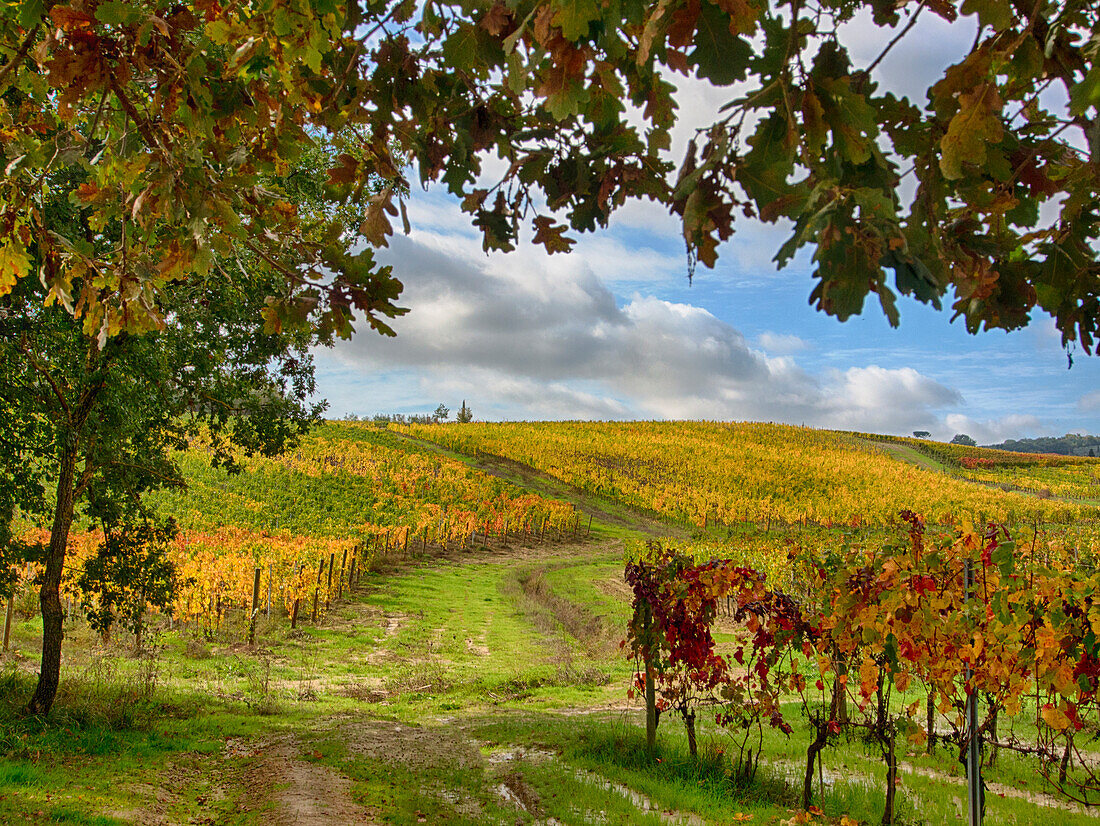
[965,559,982,826]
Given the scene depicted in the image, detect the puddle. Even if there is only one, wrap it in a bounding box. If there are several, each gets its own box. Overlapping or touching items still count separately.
[769,756,1100,817]
[484,743,704,824]
[570,767,708,826]
[486,746,557,765]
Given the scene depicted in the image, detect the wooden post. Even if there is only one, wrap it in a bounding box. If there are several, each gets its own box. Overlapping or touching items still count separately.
[587,513,593,536]
[964,559,983,826]
[4,594,13,651]
[266,565,272,619]
[312,558,324,623]
[348,550,357,592]
[338,547,348,600]
[325,552,335,609]
[248,567,261,645]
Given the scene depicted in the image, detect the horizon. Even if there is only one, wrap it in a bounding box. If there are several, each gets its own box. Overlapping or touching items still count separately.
[311,9,1100,445]
[324,415,1100,448]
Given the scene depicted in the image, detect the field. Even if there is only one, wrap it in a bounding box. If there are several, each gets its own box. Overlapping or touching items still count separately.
[3,421,1100,825]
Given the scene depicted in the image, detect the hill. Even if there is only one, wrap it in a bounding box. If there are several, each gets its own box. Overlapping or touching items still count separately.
[399,420,1096,526]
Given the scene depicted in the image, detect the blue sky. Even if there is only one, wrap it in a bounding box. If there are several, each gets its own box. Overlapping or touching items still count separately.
[312,11,1099,444]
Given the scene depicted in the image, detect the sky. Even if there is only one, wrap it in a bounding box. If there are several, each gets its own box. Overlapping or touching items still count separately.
[312,10,1099,445]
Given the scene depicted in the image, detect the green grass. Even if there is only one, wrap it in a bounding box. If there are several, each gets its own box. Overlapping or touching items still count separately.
[6,425,1100,824]
[6,538,1100,824]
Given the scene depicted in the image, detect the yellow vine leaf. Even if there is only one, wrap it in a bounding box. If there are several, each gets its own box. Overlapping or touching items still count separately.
[1041,704,1071,731]
[0,240,32,296]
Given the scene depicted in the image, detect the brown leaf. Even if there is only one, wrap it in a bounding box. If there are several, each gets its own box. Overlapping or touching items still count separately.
[50,6,95,30]
[667,0,700,49]
[532,215,575,253]
[359,187,396,247]
[461,188,489,212]
[712,0,760,35]
[326,153,358,186]
[75,182,100,202]
[924,0,959,22]
[638,0,674,65]
[480,3,513,36]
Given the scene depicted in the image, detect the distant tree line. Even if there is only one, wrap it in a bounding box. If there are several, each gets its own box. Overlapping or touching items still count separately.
[343,401,473,426]
[985,434,1100,457]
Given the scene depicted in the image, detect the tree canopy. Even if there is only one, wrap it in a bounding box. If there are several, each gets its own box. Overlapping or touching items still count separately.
[1,0,1098,353]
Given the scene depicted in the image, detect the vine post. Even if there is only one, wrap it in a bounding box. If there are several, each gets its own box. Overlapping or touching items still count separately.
[964,558,983,826]
[325,552,335,610]
[312,558,324,623]
[3,594,12,651]
[248,567,261,646]
[338,547,348,600]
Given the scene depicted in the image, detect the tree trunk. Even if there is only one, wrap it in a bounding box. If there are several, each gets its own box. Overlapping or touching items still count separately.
[881,730,897,826]
[986,699,999,768]
[926,690,936,754]
[803,723,828,810]
[684,709,698,758]
[26,444,77,715]
[1059,731,1073,785]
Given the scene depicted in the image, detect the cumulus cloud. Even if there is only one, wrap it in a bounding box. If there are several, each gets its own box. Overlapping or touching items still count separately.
[328,228,963,435]
[942,414,1044,446]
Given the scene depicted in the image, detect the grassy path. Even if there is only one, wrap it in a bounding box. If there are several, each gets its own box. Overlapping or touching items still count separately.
[392,430,689,540]
[5,430,1100,824]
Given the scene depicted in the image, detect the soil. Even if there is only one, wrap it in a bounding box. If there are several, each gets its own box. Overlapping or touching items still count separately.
[242,737,382,826]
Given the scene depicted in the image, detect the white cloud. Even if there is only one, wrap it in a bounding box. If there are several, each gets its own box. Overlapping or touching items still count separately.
[817,367,961,434]
[758,332,810,354]
[942,414,1044,446]
[328,226,964,435]
[1079,391,1100,413]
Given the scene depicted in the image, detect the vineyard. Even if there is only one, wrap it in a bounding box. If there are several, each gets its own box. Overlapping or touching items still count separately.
[399,420,1096,526]
[5,419,1100,825]
[8,423,581,644]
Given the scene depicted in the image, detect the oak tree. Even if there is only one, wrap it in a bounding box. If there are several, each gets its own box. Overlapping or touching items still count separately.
[3,0,1097,350]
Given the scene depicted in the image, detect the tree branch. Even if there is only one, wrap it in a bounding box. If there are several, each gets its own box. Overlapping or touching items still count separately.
[18,334,72,422]
[0,19,44,91]
[863,2,925,81]
[107,72,163,153]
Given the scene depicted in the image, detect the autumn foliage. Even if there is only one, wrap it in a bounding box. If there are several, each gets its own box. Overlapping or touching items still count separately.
[624,513,1100,815]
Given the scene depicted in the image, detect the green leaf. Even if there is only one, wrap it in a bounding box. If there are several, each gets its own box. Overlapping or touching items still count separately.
[17,0,46,29]
[689,1,751,86]
[552,0,600,40]
[95,1,142,25]
[960,0,1013,31]
[1069,65,1100,116]
[442,22,480,72]
[939,83,1003,180]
